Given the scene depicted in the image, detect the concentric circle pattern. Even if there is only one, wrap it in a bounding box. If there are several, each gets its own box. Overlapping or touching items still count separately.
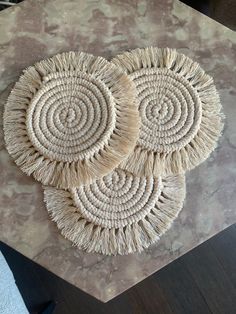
[131,68,202,153]
[71,168,162,228]
[44,170,186,255]
[4,51,139,188]
[27,72,116,162]
[112,47,223,176]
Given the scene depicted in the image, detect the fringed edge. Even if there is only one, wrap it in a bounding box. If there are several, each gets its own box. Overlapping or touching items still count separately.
[3,51,140,189]
[43,174,185,255]
[112,47,224,176]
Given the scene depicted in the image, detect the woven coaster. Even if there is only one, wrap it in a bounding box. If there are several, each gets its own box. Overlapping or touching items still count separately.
[44,169,185,255]
[112,47,224,177]
[4,51,139,188]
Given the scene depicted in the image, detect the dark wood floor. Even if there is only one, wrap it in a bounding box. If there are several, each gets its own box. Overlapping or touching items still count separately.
[181,0,236,30]
[1,224,236,314]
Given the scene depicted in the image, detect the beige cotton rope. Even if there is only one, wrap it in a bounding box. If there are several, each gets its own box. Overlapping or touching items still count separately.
[3,51,139,188]
[112,47,224,177]
[44,168,185,255]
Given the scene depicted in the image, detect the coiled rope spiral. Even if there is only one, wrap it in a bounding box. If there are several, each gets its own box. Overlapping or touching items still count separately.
[44,169,185,255]
[4,51,139,188]
[112,47,224,176]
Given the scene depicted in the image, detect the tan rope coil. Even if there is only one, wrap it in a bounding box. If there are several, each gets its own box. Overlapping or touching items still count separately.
[112,47,224,177]
[4,51,140,188]
[44,169,185,255]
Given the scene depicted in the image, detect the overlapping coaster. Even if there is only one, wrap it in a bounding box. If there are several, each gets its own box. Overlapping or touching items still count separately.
[4,51,139,188]
[4,47,224,256]
[44,169,185,255]
[112,47,224,177]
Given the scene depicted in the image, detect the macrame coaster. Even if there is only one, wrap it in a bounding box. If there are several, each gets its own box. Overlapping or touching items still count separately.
[112,47,224,177]
[44,169,185,255]
[4,51,139,188]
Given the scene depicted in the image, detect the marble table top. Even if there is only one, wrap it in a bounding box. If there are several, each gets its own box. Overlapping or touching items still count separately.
[0,0,236,302]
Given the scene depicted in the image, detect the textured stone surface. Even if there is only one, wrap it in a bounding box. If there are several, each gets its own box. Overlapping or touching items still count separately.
[0,0,235,302]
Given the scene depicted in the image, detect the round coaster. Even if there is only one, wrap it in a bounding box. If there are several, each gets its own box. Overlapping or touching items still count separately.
[44,169,185,255]
[112,47,224,176]
[4,51,139,188]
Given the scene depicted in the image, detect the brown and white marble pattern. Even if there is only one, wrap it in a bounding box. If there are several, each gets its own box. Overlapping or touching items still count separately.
[0,0,236,302]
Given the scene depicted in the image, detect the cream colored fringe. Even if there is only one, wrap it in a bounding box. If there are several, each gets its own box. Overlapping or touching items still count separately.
[112,47,224,177]
[43,175,185,255]
[3,51,139,189]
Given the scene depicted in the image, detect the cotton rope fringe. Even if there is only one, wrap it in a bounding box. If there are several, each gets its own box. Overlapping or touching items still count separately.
[3,51,139,189]
[112,47,224,177]
[44,169,185,255]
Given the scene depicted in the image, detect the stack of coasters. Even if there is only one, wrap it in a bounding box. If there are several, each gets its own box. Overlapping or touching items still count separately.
[3,48,224,255]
